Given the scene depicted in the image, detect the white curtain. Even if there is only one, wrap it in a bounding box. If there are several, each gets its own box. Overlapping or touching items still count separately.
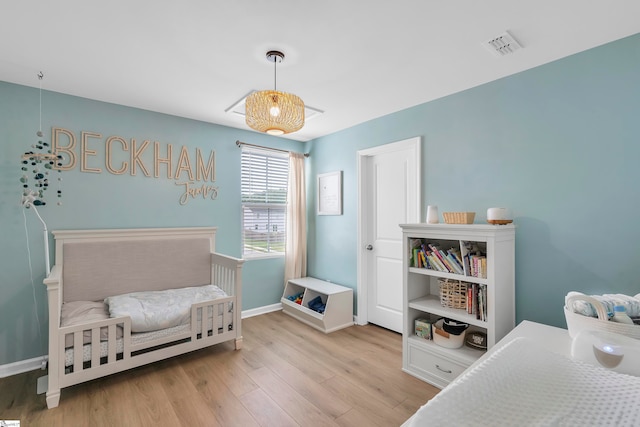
[284,152,307,285]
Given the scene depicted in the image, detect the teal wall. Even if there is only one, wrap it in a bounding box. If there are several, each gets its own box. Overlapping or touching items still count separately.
[2,32,639,366]
[0,83,304,365]
[306,33,640,329]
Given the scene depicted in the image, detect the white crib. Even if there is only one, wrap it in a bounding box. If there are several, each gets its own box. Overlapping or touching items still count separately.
[43,227,243,409]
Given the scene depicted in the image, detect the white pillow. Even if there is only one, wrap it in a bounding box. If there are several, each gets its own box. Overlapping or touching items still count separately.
[60,301,123,347]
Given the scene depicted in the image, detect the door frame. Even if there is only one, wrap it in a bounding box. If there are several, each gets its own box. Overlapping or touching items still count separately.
[356,136,421,326]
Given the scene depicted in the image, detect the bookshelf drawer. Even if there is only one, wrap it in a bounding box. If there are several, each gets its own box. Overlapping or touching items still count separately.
[407,343,468,387]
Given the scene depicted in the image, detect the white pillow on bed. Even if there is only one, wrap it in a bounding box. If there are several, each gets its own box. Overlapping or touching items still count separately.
[60,301,124,347]
[104,284,228,333]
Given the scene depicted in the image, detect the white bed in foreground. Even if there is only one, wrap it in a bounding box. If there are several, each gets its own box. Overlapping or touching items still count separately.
[403,321,640,426]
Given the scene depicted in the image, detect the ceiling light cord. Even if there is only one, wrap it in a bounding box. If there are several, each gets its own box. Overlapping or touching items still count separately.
[22,207,46,367]
[38,71,44,136]
[273,58,277,92]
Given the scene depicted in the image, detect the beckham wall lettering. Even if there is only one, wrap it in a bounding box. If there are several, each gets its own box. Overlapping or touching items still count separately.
[52,127,218,205]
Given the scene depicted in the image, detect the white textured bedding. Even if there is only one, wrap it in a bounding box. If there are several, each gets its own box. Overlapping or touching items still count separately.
[405,337,640,426]
[104,284,228,332]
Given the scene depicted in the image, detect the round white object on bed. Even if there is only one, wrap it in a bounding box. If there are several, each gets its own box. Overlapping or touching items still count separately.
[571,329,640,376]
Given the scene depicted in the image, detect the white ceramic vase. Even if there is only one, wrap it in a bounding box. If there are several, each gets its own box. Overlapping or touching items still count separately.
[426,205,439,224]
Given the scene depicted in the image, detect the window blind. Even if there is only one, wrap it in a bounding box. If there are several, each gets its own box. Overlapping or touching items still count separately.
[241,147,289,256]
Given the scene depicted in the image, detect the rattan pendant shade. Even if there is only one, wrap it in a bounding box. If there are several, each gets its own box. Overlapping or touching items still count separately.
[245,51,305,135]
[245,89,304,135]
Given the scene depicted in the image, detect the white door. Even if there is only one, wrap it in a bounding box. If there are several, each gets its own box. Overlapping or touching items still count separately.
[357,137,421,333]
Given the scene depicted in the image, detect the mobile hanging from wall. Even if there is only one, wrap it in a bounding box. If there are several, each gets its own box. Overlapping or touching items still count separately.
[20,71,62,208]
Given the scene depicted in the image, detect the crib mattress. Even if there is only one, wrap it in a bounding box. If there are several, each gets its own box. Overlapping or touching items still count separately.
[405,337,640,426]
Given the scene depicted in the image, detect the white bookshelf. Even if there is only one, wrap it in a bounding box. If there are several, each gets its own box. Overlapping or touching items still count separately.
[281,276,354,333]
[400,223,515,388]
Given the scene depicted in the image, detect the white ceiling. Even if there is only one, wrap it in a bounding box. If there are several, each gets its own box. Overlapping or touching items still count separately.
[2,1,639,142]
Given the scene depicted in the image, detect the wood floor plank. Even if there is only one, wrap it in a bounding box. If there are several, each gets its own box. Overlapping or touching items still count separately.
[333,326,403,368]
[247,366,340,427]
[334,406,389,427]
[203,350,260,398]
[322,373,410,426]
[239,388,299,427]
[394,394,437,422]
[91,372,144,427]
[125,366,184,426]
[260,338,337,383]
[182,358,260,426]
[265,315,361,364]
[56,379,93,426]
[155,359,222,427]
[250,344,351,419]
[169,395,223,427]
[0,311,440,427]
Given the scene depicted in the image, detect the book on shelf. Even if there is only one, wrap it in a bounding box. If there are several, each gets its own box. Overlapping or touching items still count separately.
[465,283,487,321]
[428,243,464,274]
[420,250,428,269]
[428,244,448,269]
[428,252,447,272]
[438,249,459,274]
[411,238,486,279]
[449,247,463,264]
[445,250,464,275]
[410,239,422,267]
[459,241,471,276]
[469,255,487,279]
[459,240,487,279]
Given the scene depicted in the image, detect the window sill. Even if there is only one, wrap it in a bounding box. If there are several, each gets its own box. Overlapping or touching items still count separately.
[242,253,285,261]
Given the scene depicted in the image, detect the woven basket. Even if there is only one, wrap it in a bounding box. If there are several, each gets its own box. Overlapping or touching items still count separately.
[443,212,476,224]
[564,294,640,340]
[439,279,467,309]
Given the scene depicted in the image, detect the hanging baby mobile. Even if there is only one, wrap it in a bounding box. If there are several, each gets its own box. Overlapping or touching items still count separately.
[20,72,62,207]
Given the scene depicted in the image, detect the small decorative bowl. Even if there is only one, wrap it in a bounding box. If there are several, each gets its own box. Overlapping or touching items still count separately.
[465,331,488,349]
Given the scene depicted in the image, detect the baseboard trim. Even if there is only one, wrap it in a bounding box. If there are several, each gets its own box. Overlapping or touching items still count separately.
[0,355,47,378]
[1,303,284,377]
[242,303,282,319]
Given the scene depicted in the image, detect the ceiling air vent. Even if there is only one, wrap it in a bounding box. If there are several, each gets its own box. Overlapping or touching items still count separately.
[485,31,522,57]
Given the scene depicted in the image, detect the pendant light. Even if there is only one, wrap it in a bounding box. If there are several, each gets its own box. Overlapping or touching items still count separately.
[245,51,305,135]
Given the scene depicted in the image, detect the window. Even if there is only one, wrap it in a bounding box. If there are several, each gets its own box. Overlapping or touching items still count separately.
[241,147,289,257]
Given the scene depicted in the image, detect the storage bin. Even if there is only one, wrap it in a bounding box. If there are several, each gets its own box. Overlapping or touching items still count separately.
[564,293,640,339]
[439,279,467,309]
[433,319,466,349]
[442,212,475,224]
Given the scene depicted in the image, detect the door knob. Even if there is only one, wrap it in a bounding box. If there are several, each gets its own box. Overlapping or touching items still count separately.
[366,244,373,250]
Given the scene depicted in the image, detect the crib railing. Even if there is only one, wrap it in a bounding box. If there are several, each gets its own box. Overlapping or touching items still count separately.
[59,316,131,379]
[191,296,235,342]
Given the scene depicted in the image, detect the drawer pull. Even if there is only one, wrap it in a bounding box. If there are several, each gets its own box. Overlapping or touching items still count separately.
[435,364,452,374]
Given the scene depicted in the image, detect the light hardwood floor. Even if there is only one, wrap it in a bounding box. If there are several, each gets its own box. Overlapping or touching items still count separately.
[0,311,439,426]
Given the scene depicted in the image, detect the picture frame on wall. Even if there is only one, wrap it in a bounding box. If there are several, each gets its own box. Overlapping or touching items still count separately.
[317,171,342,215]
